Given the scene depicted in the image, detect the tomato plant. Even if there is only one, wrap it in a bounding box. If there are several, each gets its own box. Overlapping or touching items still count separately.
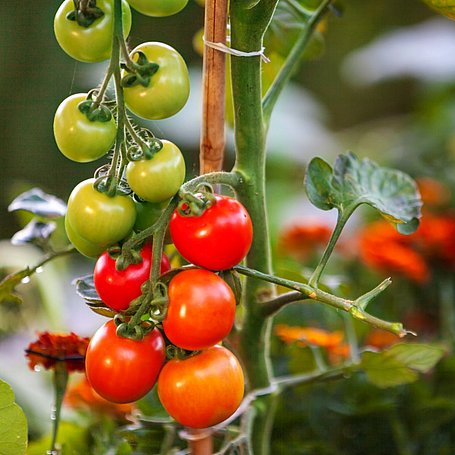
[86,320,166,403]
[163,269,236,350]
[66,178,136,252]
[157,345,244,428]
[126,140,186,203]
[94,242,171,312]
[54,0,132,62]
[127,0,188,16]
[53,93,117,163]
[122,42,190,120]
[170,194,253,270]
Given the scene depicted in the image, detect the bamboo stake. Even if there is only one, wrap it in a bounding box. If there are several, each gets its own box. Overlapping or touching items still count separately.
[200,0,228,173]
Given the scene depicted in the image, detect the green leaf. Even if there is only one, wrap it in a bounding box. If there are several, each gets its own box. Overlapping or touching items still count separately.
[421,0,455,20]
[73,274,116,318]
[385,343,446,373]
[0,268,31,305]
[0,379,27,455]
[11,220,56,246]
[8,188,66,218]
[304,153,422,233]
[359,343,446,388]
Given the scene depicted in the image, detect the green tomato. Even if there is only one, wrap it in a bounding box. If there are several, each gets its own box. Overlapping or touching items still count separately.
[127,0,188,16]
[66,178,136,247]
[65,216,105,258]
[53,93,116,163]
[126,140,185,203]
[54,0,132,63]
[134,199,166,231]
[123,42,190,120]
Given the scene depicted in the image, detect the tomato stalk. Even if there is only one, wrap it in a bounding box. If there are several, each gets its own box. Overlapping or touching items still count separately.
[229,2,278,452]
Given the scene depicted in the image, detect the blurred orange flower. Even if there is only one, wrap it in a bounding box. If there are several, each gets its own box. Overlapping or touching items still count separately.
[358,213,455,283]
[275,324,350,362]
[416,177,450,208]
[278,222,332,261]
[65,376,135,420]
[364,329,401,350]
[25,332,90,373]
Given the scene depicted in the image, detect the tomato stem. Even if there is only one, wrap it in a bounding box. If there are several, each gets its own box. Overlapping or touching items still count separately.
[262,0,333,125]
[234,264,409,337]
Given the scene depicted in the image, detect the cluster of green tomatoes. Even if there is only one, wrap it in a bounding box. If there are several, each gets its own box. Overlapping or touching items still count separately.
[52,0,252,429]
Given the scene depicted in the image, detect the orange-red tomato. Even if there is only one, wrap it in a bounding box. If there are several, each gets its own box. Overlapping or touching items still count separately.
[158,345,244,428]
[162,269,236,351]
[85,320,165,403]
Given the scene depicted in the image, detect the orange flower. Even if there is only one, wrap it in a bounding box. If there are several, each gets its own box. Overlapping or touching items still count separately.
[275,324,350,364]
[25,332,90,373]
[364,329,401,350]
[358,214,455,283]
[358,220,429,283]
[278,222,332,261]
[65,376,135,420]
[416,177,450,208]
[415,215,455,267]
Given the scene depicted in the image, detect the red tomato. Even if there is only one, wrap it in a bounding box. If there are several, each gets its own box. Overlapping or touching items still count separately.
[169,195,253,270]
[94,243,171,312]
[163,269,236,350]
[85,320,166,403]
[157,345,244,428]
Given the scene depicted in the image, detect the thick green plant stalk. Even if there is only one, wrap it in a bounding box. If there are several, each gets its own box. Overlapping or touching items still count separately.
[230,1,279,453]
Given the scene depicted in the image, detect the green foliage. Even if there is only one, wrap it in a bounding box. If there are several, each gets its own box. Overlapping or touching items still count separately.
[359,343,446,388]
[421,0,455,19]
[0,268,31,306]
[0,379,27,455]
[305,152,422,233]
[8,188,67,219]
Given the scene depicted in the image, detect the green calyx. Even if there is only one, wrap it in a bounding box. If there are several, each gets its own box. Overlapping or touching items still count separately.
[66,0,104,27]
[177,185,216,217]
[78,99,112,122]
[121,52,160,88]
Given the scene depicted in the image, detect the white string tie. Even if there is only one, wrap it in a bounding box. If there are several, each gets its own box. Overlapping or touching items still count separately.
[203,37,270,63]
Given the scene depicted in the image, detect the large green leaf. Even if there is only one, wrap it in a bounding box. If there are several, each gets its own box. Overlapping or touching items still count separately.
[0,379,27,455]
[304,153,422,233]
[422,0,455,19]
[359,343,445,388]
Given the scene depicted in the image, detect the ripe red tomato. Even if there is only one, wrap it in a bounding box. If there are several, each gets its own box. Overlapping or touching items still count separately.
[93,243,171,312]
[163,269,236,350]
[169,194,253,270]
[157,345,244,428]
[86,320,166,403]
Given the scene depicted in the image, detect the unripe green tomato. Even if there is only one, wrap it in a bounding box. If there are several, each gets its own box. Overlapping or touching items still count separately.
[53,93,116,163]
[122,42,190,120]
[54,0,132,63]
[127,0,188,16]
[126,140,186,203]
[66,178,136,247]
[133,199,166,231]
[65,216,105,258]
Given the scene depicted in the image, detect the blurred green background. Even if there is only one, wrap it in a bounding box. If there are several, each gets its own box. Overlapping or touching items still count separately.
[0,0,442,238]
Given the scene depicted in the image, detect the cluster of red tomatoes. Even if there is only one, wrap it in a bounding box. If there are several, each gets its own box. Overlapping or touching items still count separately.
[86,195,253,428]
[52,0,253,429]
